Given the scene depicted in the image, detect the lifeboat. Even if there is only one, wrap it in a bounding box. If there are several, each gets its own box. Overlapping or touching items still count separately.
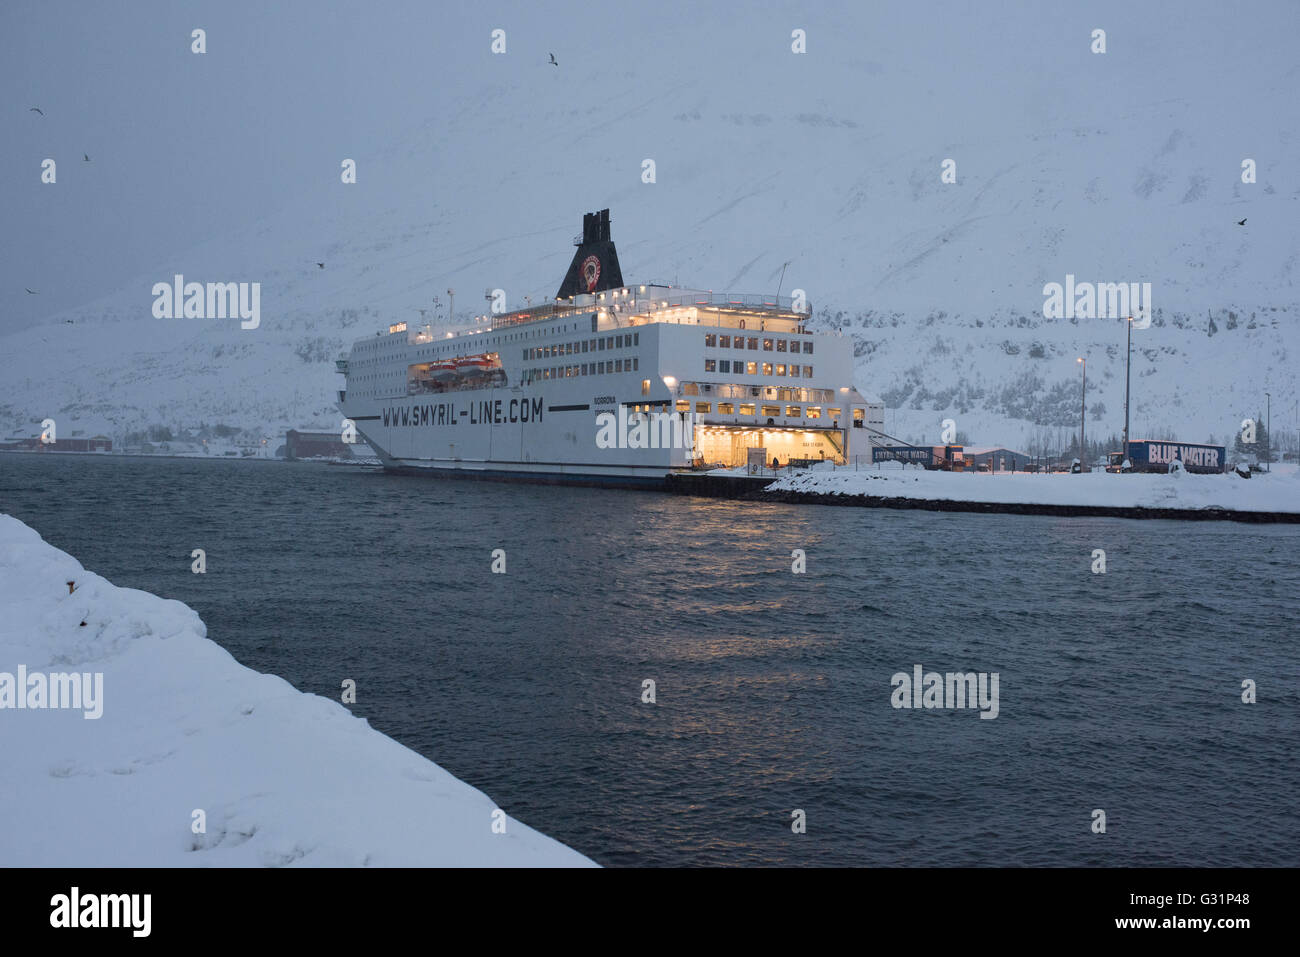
[428,359,458,381]
[454,354,495,377]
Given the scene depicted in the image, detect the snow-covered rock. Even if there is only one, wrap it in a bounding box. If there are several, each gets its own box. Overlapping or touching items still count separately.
[0,514,593,867]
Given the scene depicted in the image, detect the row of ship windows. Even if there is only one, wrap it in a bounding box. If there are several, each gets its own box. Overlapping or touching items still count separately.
[682,384,836,403]
[674,401,839,419]
[410,322,583,355]
[525,333,638,362]
[524,357,640,382]
[351,319,587,361]
[705,334,813,354]
[706,359,813,377]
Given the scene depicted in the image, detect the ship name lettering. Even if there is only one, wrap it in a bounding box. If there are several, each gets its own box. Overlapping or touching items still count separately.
[384,397,542,428]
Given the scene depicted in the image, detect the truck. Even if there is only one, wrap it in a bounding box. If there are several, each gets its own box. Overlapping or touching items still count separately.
[1105,440,1226,474]
[872,444,966,471]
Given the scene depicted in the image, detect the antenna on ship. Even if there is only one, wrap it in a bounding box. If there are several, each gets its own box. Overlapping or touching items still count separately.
[776,260,792,299]
[446,288,455,324]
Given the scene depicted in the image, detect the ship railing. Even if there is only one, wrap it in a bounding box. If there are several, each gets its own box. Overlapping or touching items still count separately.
[602,290,811,315]
[402,291,812,342]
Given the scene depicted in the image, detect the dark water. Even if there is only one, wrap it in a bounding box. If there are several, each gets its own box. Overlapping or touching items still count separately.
[2,453,1298,866]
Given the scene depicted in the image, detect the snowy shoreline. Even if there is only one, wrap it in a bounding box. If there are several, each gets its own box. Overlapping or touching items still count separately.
[0,514,594,867]
[754,462,1300,521]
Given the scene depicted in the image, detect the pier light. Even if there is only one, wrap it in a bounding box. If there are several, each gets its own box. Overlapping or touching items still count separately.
[1076,357,1088,468]
[662,375,678,389]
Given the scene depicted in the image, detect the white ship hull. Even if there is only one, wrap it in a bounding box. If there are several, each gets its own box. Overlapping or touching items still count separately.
[341,385,687,487]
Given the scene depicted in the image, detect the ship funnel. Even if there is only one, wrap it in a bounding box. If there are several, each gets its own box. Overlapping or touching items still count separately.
[556,208,625,299]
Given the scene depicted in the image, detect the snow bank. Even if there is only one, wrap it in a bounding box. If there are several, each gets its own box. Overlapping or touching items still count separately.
[0,514,593,867]
[766,462,1300,515]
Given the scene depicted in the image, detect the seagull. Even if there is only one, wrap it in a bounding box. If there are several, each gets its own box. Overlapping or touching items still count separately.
[316,262,325,269]
[25,288,37,294]
[64,319,74,324]
[1236,218,1247,226]
[83,153,90,162]
[29,107,43,116]
[549,53,558,66]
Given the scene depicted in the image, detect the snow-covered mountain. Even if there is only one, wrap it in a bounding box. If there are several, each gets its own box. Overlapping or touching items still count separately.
[3,1,1296,451]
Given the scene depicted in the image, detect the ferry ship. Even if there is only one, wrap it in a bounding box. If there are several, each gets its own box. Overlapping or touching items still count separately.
[335,210,883,488]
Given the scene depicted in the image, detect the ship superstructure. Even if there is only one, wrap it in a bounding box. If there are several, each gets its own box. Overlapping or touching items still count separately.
[336,210,882,486]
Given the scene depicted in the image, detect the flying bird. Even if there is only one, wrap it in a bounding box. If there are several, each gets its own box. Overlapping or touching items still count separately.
[1236,218,1247,226]
[29,107,43,116]
[64,319,74,324]
[316,262,325,269]
[25,288,37,294]
[549,53,558,66]
[83,154,90,162]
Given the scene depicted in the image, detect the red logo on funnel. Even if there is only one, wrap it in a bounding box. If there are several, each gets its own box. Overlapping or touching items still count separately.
[581,255,601,292]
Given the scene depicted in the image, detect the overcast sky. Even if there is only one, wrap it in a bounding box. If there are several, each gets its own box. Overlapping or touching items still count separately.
[1,0,517,334]
[4,1,1295,338]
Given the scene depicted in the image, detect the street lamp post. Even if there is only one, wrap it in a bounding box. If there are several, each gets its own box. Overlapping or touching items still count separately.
[1077,357,1087,471]
[1123,316,1133,467]
[1265,391,1271,473]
